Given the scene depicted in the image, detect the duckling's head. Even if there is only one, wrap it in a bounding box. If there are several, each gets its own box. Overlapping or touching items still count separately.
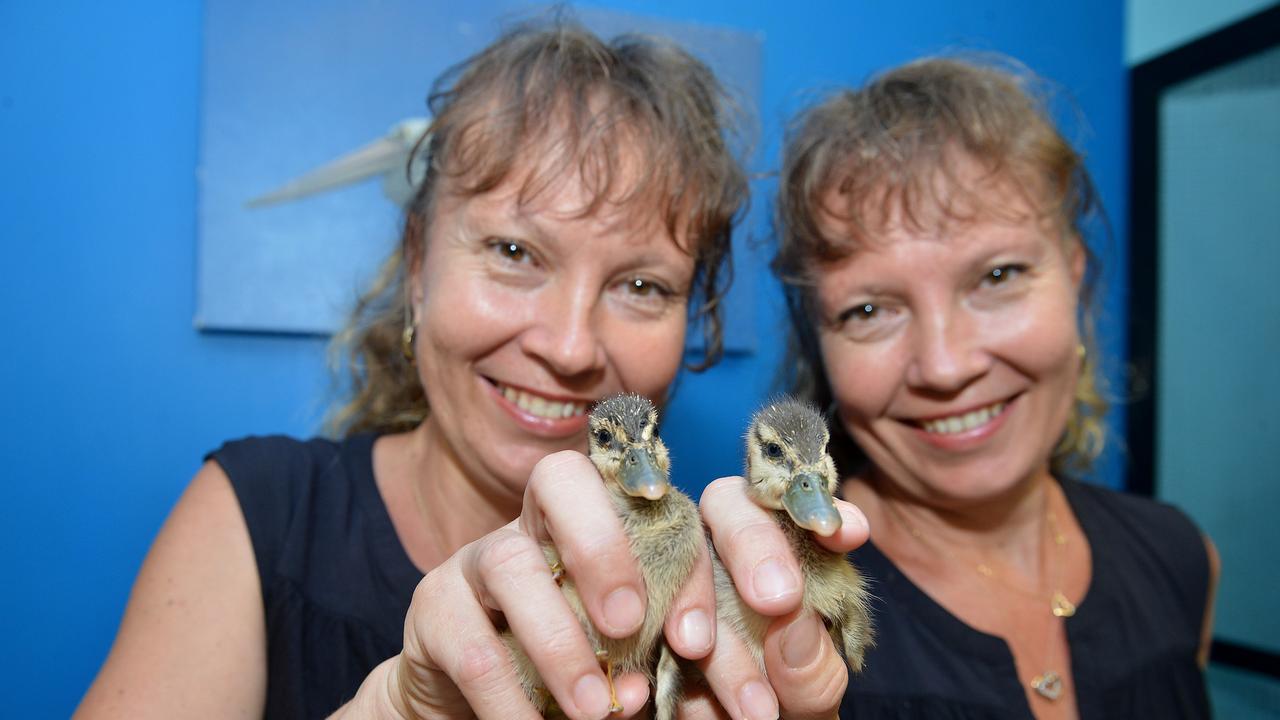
[588,394,671,500]
[745,398,842,536]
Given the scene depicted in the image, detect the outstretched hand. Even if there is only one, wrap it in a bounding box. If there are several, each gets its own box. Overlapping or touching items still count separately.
[334,450,719,720]
[684,475,869,720]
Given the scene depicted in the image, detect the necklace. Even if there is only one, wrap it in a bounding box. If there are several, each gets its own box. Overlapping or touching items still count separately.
[884,495,1074,702]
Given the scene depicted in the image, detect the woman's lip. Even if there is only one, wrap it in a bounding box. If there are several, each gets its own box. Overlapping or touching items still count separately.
[482,377,591,438]
[483,376,595,405]
[912,398,1011,424]
[906,395,1018,451]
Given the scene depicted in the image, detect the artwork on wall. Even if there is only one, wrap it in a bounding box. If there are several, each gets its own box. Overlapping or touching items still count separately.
[197,1,762,355]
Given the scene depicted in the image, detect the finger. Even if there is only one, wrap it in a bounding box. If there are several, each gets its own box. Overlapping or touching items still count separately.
[462,528,617,720]
[675,686,732,720]
[698,611,779,720]
[613,673,651,719]
[701,476,803,616]
[663,531,716,660]
[762,610,849,720]
[401,556,542,720]
[523,450,648,638]
[811,499,870,555]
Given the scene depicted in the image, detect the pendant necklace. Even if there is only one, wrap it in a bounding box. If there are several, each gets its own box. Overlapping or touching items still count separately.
[1028,509,1072,701]
[886,496,1074,702]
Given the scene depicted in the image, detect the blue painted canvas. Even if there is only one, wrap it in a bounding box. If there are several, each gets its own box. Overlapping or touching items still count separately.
[197,1,762,353]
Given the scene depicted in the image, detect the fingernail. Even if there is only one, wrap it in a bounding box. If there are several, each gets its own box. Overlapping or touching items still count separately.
[574,673,611,719]
[781,612,822,669]
[678,608,713,654]
[752,559,798,603]
[602,586,644,634]
[737,679,779,720]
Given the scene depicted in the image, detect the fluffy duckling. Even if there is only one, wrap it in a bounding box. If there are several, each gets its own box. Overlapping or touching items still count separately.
[714,397,873,673]
[507,393,704,719]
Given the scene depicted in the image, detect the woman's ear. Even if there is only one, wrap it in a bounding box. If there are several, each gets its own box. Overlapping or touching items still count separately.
[1068,234,1087,290]
[403,213,428,313]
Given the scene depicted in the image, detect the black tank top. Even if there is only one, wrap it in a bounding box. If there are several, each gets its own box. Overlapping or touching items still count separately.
[214,436,1210,718]
[841,478,1211,719]
[210,433,421,718]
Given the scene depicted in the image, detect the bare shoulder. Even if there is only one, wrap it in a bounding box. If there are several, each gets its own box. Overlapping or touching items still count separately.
[75,461,267,718]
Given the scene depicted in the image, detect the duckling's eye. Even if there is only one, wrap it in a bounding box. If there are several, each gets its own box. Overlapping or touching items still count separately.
[594,429,613,446]
[764,442,784,460]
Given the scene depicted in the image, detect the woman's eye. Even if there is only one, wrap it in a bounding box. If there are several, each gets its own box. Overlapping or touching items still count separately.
[613,277,679,315]
[983,264,1026,286]
[490,239,531,264]
[829,299,903,342]
[839,303,879,324]
[496,242,522,262]
[625,277,669,298]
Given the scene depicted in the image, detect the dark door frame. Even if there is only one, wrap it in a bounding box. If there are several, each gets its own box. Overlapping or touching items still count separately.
[1127,3,1280,680]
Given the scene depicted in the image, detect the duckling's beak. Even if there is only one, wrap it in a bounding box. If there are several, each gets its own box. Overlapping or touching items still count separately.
[783,471,842,537]
[620,446,668,500]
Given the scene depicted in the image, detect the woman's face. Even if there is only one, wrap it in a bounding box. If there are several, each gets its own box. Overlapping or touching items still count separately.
[409,161,694,500]
[815,166,1085,506]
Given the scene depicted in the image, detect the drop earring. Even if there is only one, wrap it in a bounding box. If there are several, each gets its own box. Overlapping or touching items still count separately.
[402,301,418,363]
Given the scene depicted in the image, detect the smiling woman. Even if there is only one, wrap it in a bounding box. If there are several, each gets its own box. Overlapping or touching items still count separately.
[777,57,1218,718]
[74,17,869,720]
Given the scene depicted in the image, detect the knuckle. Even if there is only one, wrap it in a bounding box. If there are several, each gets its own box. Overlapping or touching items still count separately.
[723,519,786,559]
[530,450,592,487]
[478,533,545,583]
[813,665,850,711]
[559,529,628,573]
[412,562,452,608]
[699,476,746,510]
[525,627,585,666]
[785,661,848,716]
[451,635,514,688]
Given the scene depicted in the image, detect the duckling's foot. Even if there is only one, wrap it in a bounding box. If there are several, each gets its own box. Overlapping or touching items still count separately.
[548,559,565,586]
[595,650,624,714]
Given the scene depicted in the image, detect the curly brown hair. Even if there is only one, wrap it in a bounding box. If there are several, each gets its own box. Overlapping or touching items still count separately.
[326,19,748,437]
[775,56,1107,478]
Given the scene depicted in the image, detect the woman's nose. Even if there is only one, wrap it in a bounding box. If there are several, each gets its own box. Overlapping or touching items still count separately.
[905,308,992,393]
[520,280,607,378]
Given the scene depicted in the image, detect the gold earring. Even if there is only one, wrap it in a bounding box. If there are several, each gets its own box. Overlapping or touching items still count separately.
[402,321,416,362]
[1076,343,1087,360]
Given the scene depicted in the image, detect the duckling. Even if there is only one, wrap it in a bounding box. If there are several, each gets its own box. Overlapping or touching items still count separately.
[713,397,873,674]
[506,393,704,719]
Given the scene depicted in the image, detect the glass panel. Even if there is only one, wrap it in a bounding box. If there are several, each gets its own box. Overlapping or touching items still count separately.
[1156,42,1280,704]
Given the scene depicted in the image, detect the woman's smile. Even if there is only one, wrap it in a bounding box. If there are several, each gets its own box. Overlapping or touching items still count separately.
[904,396,1017,452]
[484,376,592,438]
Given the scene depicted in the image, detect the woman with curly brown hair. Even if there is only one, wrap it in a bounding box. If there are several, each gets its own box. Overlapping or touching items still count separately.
[777,57,1217,718]
[76,20,865,720]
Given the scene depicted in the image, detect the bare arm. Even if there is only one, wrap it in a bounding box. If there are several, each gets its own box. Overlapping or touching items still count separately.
[1197,534,1220,670]
[75,461,267,718]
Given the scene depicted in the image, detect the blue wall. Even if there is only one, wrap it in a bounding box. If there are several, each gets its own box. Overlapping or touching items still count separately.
[0,1,1125,715]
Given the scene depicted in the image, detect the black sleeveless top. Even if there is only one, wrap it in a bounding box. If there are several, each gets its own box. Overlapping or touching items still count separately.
[214,437,1209,719]
[841,478,1211,719]
[210,433,422,718]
